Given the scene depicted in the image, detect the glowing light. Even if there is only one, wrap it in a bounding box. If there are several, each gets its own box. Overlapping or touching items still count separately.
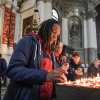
[52,9,58,21]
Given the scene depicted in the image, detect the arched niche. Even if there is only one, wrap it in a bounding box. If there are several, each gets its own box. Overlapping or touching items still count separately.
[68,16,82,49]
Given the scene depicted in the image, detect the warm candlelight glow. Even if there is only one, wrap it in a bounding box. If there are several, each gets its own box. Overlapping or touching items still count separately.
[97,73,100,77]
[58,74,100,89]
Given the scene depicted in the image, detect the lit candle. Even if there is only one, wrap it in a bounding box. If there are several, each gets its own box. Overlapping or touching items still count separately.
[96,73,100,82]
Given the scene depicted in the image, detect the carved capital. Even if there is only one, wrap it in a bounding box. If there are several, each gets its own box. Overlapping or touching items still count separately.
[86,9,97,19]
[88,0,100,9]
[44,0,52,3]
[53,0,99,20]
[37,0,52,3]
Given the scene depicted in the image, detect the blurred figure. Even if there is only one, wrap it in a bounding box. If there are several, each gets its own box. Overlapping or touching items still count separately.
[68,51,83,81]
[53,43,69,82]
[54,42,69,71]
[0,53,7,99]
[0,54,7,86]
[54,42,63,67]
[59,45,69,74]
[54,42,63,60]
[87,58,100,77]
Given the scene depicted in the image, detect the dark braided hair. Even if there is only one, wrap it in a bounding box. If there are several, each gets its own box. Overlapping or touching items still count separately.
[38,19,60,44]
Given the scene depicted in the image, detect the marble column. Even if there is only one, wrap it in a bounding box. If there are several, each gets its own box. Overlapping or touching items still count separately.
[37,0,45,23]
[44,0,52,20]
[13,0,20,43]
[83,19,88,64]
[62,17,69,45]
[83,19,88,49]
[87,18,97,62]
[15,13,22,43]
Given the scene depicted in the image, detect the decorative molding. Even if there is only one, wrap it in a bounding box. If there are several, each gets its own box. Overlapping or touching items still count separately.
[53,0,100,19]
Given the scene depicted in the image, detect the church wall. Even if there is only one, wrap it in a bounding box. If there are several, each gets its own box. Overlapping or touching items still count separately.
[0,0,99,64]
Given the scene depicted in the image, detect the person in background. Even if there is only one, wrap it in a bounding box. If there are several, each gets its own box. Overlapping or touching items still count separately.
[87,58,100,77]
[53,42,69,82]
[0,54,7,85]
[3,19,67,100]
[60,45,69,64]
[0,53,7,99]
[54,42,63,67]
[54,42,69,70]
[67,51,83,81]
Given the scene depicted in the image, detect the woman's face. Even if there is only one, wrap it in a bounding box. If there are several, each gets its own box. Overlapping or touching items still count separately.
[72,56,80,64]
[48,24,61,46]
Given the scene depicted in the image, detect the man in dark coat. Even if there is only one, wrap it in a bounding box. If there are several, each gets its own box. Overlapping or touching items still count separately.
[87,59,100,77]
[67,52,83,81]
[0,54,7,78]
[3,19,67,100]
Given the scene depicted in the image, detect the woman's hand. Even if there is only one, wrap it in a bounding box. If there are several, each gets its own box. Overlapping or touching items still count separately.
[46,68,67,83]
[60,63,69,74]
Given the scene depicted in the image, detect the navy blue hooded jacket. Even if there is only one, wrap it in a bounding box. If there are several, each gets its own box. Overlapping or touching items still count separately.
[3,36,49,100]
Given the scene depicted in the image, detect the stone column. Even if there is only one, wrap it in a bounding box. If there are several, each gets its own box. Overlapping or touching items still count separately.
[13,0,21,43]
[0,6,4,61]
[37,0,45,23]
[83,19,88,49]
[62,17,69,45]
[44,0,52,20]
[15,13,21,43]
[87,17,97,62]
[87,18,97,49]
[0,7,4,45]
[83,19,88,64]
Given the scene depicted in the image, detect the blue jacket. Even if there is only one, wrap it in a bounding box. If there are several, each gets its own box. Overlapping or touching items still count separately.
[3,36,48,100]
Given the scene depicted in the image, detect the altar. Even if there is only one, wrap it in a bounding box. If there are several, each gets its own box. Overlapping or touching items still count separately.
[56,84,100,100]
